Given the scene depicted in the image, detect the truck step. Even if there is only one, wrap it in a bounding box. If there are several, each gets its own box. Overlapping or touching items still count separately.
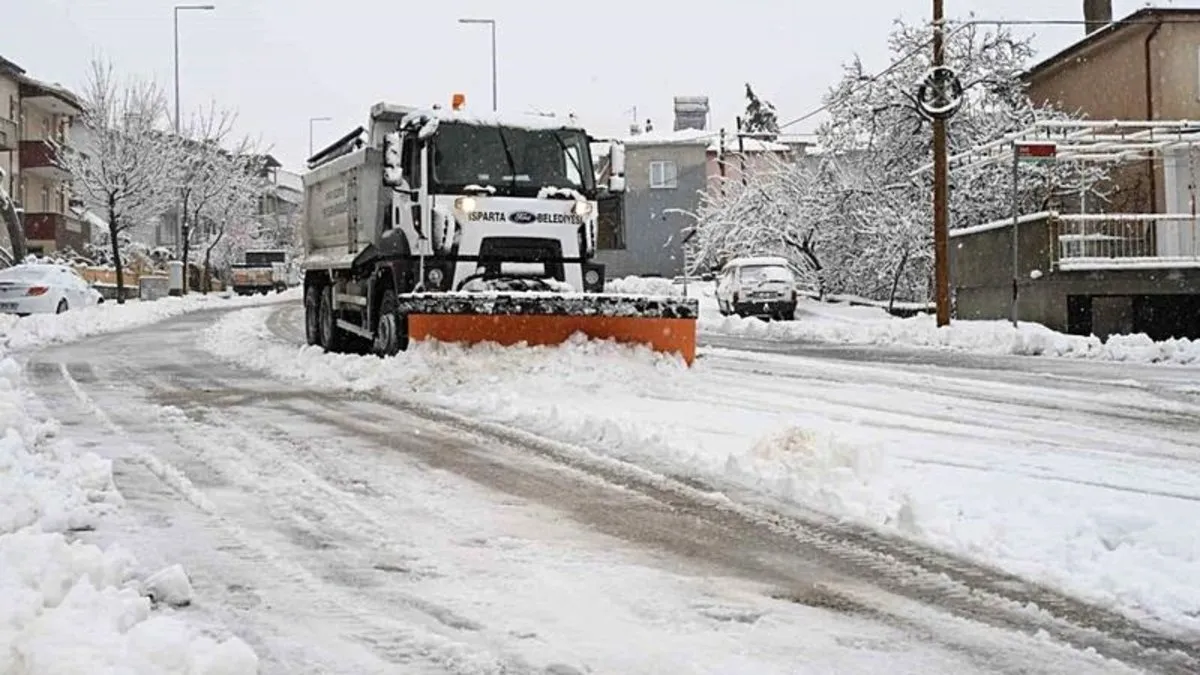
[334,293,368,307]
[335,319,374,340]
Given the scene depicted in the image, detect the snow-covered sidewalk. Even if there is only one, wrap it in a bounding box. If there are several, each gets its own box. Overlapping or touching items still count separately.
[605,276,1200,366]
[0,292,292,673]
[204,304,1200,641]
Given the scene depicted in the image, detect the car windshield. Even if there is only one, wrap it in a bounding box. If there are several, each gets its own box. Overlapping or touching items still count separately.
[431,122,595,197]
[740,265,793,284]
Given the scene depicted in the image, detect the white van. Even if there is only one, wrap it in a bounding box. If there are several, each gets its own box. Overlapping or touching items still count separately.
[715,256,798,320]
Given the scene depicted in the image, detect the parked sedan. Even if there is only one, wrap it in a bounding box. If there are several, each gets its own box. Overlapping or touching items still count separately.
[0,263,103,315]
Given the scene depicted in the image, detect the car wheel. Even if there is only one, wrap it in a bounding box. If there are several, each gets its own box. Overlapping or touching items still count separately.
[56,299,68,314]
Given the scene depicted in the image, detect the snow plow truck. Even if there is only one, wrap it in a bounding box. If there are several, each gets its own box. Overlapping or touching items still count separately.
[298,97,699,364]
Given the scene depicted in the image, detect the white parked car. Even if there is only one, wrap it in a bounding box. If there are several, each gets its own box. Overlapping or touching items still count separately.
[715,256,798,320]
[0,263,103,315]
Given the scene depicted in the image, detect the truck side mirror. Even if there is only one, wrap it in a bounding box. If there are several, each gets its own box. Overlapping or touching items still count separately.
[608,141,626,193]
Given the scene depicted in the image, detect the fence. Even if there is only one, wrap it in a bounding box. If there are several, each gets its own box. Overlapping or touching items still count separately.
[1051,214,1200,270]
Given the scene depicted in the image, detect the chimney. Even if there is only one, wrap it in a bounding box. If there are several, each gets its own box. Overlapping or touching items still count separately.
[672,96,709,131]
[1083,0,1112,36]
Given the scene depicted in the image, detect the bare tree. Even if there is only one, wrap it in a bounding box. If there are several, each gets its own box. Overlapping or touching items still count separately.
[54,58,174,302]
[199,152,270,292]
[170,103,239,293]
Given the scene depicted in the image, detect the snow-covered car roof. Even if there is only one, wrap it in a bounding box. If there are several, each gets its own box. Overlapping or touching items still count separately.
[721,256,792,270]
[0,262,81,281]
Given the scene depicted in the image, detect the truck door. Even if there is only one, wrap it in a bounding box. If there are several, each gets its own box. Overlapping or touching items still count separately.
[382,131,427,257]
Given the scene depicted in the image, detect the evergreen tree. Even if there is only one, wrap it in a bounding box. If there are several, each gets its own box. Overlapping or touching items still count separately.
[742,84,780,141]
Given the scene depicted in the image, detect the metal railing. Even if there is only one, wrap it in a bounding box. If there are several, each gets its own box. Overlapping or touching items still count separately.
[1053,213,1200,270]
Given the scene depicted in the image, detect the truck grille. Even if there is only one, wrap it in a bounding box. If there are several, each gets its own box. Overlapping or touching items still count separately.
[477,237,564,280]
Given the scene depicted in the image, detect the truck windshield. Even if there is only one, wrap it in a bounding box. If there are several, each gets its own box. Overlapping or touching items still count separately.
[431,122,595,197]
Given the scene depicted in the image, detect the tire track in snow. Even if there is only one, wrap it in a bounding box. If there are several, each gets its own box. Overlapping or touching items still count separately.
[56,360,542,675]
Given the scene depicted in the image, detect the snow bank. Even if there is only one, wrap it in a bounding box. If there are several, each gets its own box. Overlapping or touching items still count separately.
[703,297,1200,365]
[0,296,263,672]
[0,289,299,352]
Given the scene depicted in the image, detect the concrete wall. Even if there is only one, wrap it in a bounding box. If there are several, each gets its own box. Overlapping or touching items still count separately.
[951,217,1200,338]
[597,142,706,278]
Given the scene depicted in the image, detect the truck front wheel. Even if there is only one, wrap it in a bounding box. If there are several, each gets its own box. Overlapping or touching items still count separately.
[372,289,407,357]
[304,285,322,346]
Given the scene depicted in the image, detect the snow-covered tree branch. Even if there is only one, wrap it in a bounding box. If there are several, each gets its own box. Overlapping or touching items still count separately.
[691,17,1110,307]
[54,57,175,302]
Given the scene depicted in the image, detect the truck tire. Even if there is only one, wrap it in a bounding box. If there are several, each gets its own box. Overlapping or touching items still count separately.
[304,285,322,346]
[318,285,346,353]
[372,289,407,357]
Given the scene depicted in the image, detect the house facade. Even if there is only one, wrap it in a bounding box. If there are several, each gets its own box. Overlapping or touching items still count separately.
[597,132,708,278]
[950,3,1200,340]
[595,98,796,279]
[1023,5,1200,213]
[0,54,89,256]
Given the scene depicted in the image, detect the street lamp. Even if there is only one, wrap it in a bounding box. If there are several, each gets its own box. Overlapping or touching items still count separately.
[308,116,332,158]
[457,18,497,111]
[172,3,214,258]
[173,4,215,134]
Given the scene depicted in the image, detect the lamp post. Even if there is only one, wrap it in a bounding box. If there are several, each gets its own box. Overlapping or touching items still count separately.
[172,3,214,257]
[309,116,332,158]
[457,18,497,111]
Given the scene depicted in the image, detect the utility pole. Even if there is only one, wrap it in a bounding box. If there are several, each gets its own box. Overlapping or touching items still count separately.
[736,116,747,186]
[718,127,727,195]
[931,0,951,327]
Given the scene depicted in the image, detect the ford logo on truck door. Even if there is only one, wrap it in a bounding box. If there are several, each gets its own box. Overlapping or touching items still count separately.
[509,211,536,224]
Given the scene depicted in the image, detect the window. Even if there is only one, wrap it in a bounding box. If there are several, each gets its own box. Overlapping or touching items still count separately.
[40,184,50,212]
[649,160,677,189]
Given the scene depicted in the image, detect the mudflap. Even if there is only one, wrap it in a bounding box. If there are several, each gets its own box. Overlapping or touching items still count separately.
[394,292,700,365]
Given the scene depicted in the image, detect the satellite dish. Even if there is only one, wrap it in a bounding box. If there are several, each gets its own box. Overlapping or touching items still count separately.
[916,66,964,120]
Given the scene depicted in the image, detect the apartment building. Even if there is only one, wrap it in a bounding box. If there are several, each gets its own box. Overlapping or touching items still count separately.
[0,53,88,256]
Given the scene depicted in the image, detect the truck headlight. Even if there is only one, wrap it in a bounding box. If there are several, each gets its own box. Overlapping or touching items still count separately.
[584,268,600,287]
[426,267,445,287]
[573,201,593,217]
[455,196,477,213]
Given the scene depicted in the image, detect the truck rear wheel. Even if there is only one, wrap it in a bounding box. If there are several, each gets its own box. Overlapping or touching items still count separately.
[372,289,407,357]
[304,285,322,346]
[318,286,346,353]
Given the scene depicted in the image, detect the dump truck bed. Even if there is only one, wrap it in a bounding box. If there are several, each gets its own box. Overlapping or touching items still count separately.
[300,147,388,268]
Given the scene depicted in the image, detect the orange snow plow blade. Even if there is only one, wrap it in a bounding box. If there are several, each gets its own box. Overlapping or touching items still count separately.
[398,293,699,365]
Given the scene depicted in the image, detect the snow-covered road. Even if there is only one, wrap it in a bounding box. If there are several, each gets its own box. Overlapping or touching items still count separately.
[19,303,1199,673]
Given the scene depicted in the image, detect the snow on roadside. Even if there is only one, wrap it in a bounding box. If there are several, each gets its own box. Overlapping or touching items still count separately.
[703,295,1200,365]
[0,288,299,352]
[202,305,1200,637]
[0,293,273,672]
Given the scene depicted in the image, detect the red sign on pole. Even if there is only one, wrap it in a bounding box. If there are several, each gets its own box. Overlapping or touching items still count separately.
[1015,142,1057,161]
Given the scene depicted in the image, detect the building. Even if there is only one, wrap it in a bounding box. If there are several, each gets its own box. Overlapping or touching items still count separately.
[596,97,796,278]
[949,2,1200,340]
[1023,3,1200,213]
[0,54,89,256]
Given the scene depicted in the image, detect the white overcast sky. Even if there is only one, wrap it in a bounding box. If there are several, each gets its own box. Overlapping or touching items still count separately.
[0,0,1158,169]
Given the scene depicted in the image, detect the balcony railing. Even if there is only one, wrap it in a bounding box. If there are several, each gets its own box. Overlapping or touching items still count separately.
[1052,214,1200,270]
[0,117,17,151]
[19,140,69,178]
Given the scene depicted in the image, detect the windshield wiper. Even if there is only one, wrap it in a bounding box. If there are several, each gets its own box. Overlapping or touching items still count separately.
[495,126,519,192]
